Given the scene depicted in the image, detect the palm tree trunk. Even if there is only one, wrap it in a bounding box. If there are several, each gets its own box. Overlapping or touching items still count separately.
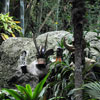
[71,0,86,100]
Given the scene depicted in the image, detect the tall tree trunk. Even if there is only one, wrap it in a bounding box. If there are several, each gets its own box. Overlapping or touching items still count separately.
[39,0,43,25]
[56,0,60,31]
[20,0,25,35]
[3,0,10,14]
[24,0,37,35]
[71,0,86,100]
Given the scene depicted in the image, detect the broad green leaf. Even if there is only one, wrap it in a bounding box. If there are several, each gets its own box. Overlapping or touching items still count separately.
[1,33,9,40]
[0,13,22,37]
[16,85,32,100]
[32,73,50,100]
[68,87,83,96]
[3,89,23,100]
[11,33,16,37]
[3,23,8,30]
[26,84,33,97]
[7,28,13,33]
[84,82,100,99]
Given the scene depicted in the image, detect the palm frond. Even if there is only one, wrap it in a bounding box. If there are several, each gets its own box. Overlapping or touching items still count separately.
[84,82,100,99]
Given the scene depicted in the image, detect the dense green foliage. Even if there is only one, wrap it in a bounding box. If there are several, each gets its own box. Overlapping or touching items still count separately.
[0,13,22,44]
[0,0,100,100]
[85,0,100,33]
[83,82,100,99]
[0,13,22,36]
[1,73,49,100]
[0,0,100,36]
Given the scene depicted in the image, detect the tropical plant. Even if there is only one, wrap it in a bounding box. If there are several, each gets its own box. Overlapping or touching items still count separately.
[68,81,100,100]
[83,81,100,100]
[0,91,6,100]
[0,90,15,100]
[57,37,65,49]
[3,73,49,100]
[43,59,74,100]
[0,13,22,40]
[39,37,75,99]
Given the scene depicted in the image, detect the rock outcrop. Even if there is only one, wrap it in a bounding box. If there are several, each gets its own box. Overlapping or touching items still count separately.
[0,31,100,88]
[0,31,71,88]
[85,32,100,60]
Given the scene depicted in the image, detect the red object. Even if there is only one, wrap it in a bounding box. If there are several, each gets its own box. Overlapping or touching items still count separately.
[56,57,62,62]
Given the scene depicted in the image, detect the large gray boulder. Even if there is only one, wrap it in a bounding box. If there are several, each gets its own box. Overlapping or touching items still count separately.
[0,31,71,88]
[0,31,100,88]
[85,32,100,60]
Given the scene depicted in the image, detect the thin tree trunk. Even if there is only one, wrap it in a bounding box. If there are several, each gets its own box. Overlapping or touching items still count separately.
[56,0,60,31]
[24,0,37,35]
[20,0,25,36]
[3,0,10,14]
[39,0,43,25]
[71,0,86,100]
